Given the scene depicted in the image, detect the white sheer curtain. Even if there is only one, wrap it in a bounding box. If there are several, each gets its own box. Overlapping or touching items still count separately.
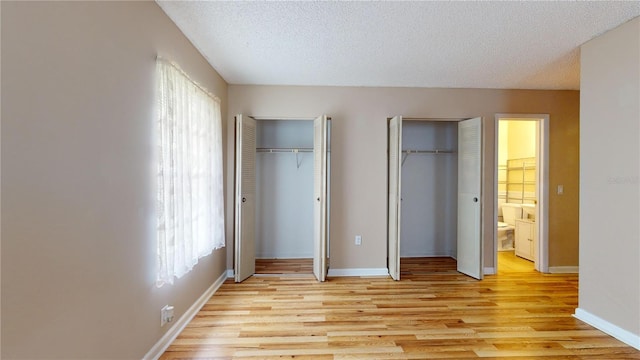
[156,58,225,287]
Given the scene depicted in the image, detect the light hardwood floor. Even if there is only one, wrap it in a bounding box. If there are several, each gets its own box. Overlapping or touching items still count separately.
[160,258,639,359]
[255,258,313,274]
[497,250,535,274]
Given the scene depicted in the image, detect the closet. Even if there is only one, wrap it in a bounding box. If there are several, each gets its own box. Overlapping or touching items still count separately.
[388,116,482,280]
[234,115,330,283]
[400,121,458,258]
[256,120,314,260]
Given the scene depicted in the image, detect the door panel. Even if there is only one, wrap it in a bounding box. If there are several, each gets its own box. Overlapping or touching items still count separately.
[313,115,328,281]
[234,114,257,282]
[457,117,483,279]
[388,116,402,280]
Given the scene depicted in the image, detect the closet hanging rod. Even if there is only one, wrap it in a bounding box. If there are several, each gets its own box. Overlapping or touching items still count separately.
[397,117,466,122]
[402,149,456,154]
[250,116,332,121]
[256,147,313,153]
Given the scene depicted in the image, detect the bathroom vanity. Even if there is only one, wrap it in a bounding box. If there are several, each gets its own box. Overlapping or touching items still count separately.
[515,218,536,261]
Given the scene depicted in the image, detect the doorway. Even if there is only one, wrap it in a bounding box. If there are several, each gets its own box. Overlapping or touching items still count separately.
[493,114,549,274]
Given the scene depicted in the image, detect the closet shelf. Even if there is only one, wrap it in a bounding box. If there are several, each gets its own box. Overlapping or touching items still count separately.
[401,149,456,166]
[257,147,313,153]
[256,147,314,169]
[402,149,456,154]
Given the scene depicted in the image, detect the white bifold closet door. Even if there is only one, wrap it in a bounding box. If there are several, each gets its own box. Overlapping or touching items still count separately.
[387,115,402,280]
[457,117,483,280]
[234,114,257,282]
[235,114,329,283]
[313,115,329,282]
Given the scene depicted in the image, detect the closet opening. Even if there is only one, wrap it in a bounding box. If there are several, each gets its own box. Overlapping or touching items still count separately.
[388,116,483,280]
[234,115,330,282]
[400,121,458,275]
[255,119,315,275]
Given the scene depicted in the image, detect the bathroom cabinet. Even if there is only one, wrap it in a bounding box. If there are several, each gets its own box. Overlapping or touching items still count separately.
[515,219,536,261]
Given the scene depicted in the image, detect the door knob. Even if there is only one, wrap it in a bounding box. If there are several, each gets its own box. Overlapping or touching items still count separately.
[473,197,478,202]
[242,197,247,203]
[317,197,320,202]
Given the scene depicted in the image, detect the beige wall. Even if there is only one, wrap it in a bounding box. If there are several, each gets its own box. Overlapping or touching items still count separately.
[579,17,640,339]
[507,120,536,160]
[227,86,580,271]
[1,2,228,358]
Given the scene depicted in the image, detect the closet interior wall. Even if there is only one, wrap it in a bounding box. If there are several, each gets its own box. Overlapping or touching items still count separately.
[256,120,314,258]
[401,121,458,258]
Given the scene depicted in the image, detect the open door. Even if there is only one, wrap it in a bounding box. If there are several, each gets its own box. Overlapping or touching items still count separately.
[457,117,483,279]
[234,114,257,282]
[388,116,402,280]
[313,115,329,281]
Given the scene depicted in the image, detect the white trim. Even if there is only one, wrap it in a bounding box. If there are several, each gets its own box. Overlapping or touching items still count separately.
[539,115,550,273]
[574,308,640,350]
[143,271,227,360]
[548,266,579,273]
[492,118,499,273]
[226,269,234,278]
[483,267,496,275]
[328,268,389,277]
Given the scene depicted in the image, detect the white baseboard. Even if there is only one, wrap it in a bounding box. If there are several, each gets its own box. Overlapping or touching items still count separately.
[549,266,579,273]
[484,267,496,275]
[574,308,640,350]
[327,268,389,277]
[143,271,227,360]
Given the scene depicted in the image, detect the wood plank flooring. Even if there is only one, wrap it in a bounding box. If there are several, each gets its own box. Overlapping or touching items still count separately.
[160,258,639,359]
[401,257,458,275]
[255,258,313,274]
[498,250,535,274]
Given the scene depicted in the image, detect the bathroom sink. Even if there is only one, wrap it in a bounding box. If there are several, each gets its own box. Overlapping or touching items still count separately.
[521,204,536,220]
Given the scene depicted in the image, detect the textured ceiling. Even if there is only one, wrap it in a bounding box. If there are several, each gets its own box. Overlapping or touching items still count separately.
[157,1,639,90]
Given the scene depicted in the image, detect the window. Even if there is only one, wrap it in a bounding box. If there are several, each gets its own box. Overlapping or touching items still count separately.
[156,58,224,287]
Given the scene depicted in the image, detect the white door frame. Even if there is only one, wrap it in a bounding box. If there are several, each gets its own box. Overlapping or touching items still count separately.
[493,114,549,273]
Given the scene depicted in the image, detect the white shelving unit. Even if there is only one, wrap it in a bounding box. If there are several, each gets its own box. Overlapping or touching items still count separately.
[506,157,536,204]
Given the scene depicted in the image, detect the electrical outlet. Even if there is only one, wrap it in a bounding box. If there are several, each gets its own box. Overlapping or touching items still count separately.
[161,305,174,327]
[355,235,362,245]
